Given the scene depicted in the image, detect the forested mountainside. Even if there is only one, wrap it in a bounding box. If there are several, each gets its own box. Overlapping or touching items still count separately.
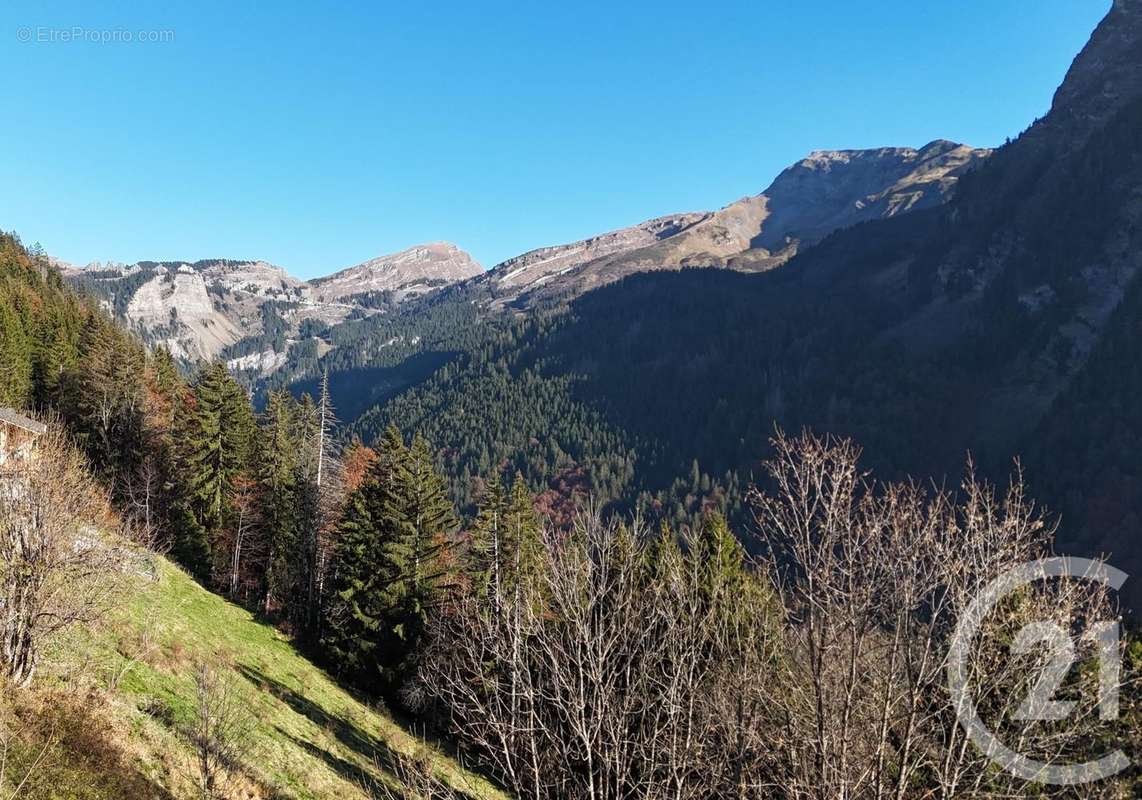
[469,139,988,307]
[63,137,986,382]
[245,141,991,519]
[0,231,516,797]
[5,3,1142,795]
[7,230,1142,799]
[335,0,1142,605]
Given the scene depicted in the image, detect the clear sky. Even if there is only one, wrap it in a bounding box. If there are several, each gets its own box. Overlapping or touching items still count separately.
[1,1,1110,278]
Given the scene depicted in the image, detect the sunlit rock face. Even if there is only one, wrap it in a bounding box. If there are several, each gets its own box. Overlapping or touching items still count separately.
[476,141,988,307]
[64,244,482,365]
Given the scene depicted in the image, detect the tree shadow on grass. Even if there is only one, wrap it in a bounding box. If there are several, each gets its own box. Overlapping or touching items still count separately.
[237,664,401,774]
[277,727,393,796]
[238,662,497,799]
[15,691,178,800]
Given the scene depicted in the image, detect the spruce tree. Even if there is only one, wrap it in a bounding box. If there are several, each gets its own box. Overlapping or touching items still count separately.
[259,389,300,616]
[65,318,147,480]
[297,372,340,641]
[322,427,458,696]
[170,392,213,576]
[30,306,78,410]
[471,472,544,607]
[394,433,457,637]
[321,426,409,687]
[0,299,31,407]
[469,472,508,602]
[184,363,257,578]
[504,473,545,600]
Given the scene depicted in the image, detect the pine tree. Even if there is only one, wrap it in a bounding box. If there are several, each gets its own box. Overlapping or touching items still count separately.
[297,371,340,641]
[170,392,212,576]
[470,472,544,607]
[504,473,545,599]
[182,363,257,579]
[64,318,147,480]
[322,427,458,695]
[469,472,508,602]
[321,427,409,687]
[695,512,748,602]
[30,306,78,410]
[0,299,31,407]
[149,347,181,401]
[401,432,457,603]
[259,389,300,616]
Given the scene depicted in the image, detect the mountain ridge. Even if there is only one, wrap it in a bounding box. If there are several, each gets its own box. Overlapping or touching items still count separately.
[309,241,483,303]
[334,0,1142,604]
[63,241,481,362]
[474,138,988,306]
[64,137,986,364]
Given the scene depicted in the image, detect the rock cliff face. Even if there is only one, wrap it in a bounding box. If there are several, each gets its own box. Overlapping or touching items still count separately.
[750,140,985,253]
[64,245,480,363]
[309,242,482,303]
[63,136,987,360]
[477,141,989,306]
[475,213,707,297]
[124,267,242,360]
[1032,0,1142,151]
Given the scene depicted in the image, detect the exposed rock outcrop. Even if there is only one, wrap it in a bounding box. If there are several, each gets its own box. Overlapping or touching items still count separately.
[310,242,482,303]
[64,244,481,363]
[480,141,989,306]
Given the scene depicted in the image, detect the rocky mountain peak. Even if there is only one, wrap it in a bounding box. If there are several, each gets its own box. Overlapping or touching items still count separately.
[1036,0,1142,149]
[60,242,482,364]
[475,141,989,307]
[483,213,707,294]
[309,242,482,302]
[746,140,988,253]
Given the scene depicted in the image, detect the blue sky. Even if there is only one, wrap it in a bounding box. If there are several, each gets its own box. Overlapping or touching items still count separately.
[1,1,1110,278]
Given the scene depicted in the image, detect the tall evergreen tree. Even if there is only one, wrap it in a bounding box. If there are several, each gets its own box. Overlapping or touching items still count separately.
[469,472,544,607]
[297,372,341,641]
[0,299,32,407]
[180,363,257,578]
[392,433,458,649]
[322,427,457,695]
[503,473,545,599]
[468,473,507,602]
[259,389,300,615]
[321,427,408,687]
[64,317,148,481]
[169,387,212,575]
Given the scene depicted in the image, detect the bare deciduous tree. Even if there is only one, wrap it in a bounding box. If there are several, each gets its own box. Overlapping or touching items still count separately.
[225,476,258,601]
[120,454,164,551]
[184,662,257,800]
[299,369,343,641]
[423,430,1127,799]
[751,430,1123,800]
[360,743,461,800]
[0,427,123,688]
[422,506,778,800]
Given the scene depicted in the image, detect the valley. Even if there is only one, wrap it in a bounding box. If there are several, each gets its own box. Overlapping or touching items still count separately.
[3,2,1141,797]
[58,0,1142,605]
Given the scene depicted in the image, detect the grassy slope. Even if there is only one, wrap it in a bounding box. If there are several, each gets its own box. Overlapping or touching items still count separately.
[2,555,504,800]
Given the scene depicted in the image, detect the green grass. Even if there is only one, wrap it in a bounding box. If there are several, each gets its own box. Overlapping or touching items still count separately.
[9,554,506,800]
